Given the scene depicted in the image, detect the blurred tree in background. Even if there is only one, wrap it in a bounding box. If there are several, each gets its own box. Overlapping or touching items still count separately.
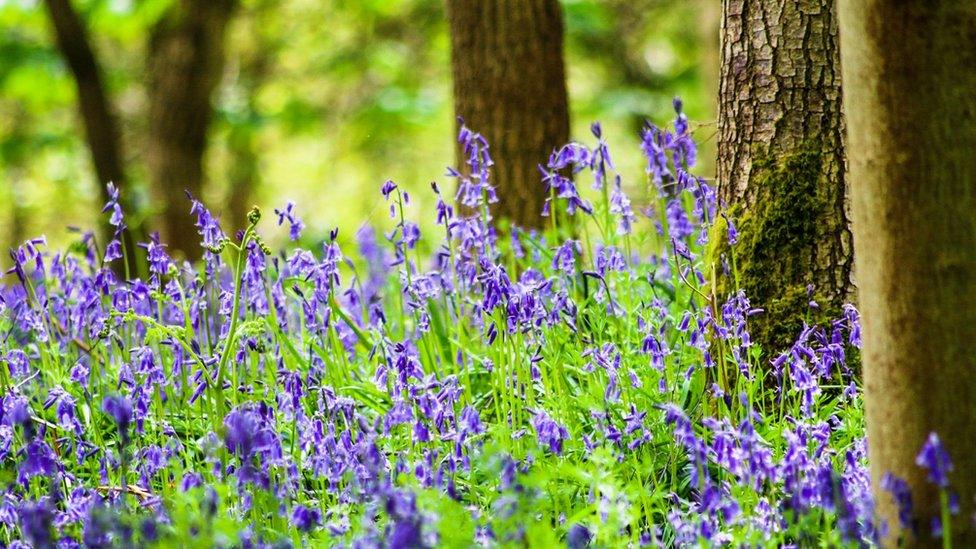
[43,0,140,266]
[0,0,719,260]
[146,0,237,260]
[447,0,570,228]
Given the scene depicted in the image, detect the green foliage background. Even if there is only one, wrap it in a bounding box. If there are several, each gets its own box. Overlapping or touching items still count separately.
[0,0,718,256]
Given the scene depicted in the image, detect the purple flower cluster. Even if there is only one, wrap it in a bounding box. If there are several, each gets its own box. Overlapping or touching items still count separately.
[274,201,305,241]
[0,102,881,546]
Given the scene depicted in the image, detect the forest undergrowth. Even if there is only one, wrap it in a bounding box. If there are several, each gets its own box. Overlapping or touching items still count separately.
[0,101,950,547]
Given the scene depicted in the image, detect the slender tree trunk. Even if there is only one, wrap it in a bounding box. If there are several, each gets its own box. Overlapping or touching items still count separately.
[148,0,236,260]
[717,0,853,351]
[7,173,27,249]
[2,113,32,270]
[42,0,142,272]
[697,0,721,177]
[446,0,570,228]
[839,2,976,546]
[223,5,274,229]
[601,0,662,136]
[226,126,259,231]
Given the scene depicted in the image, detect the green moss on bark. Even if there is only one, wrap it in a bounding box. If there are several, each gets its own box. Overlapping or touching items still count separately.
[712,146,843,353]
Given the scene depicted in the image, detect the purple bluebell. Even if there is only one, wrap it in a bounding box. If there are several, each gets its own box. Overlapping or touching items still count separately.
[291,504,321,532]
[450,124,497,209]
[102,395,132,445]
[609,176,634,235]
[274,201,305,241]
[881,472,914,532]
[551,240,580,276]
[916,433,952,489]
[103,239,123,263]
[19,439,59,486]
[460,406,484,437]
[567,523,591,549]
[532,412,569,455]
[541,145,594,217]
[18,500,54,549]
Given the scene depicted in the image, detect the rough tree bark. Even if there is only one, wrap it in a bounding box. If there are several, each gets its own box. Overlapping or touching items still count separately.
[43,0,142,271]
[839,2,976,546]
[716,0,853,351]
[446,0,570,228]
[148,0,236,260]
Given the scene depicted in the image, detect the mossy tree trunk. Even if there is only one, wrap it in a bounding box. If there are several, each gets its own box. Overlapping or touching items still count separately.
[148,0,236,261]
[446,0,570,228]
[717,0,853,351]
[839,2,976,545]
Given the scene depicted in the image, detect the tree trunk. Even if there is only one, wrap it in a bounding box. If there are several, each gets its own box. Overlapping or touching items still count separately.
[716,0,853,351]
[839,2,976,546]
[42,0,143,273]
[225,125,259,232]
[697,0,721,177]
[223,2,275,230]
[446,0,570,228]
[148,0,236,261]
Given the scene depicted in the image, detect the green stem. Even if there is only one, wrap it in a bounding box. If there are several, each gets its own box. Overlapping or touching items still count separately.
[216,226,254,421]
[940,488,952,549]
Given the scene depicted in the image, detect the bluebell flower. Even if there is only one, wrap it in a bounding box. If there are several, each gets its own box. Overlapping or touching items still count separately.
[450,124,497,209]
[140,233,171,278]
[551,240,580,276]
[223,406,277,488]
[666,198,693,240]
[459,406,483,437]
[291,504,321,532]
[881,472,914,532]
[431,182,454,227]
[102,395,132,445]
[541,144,594,217]
[188,194,225,261]
[274,201,305,241]
[19,440,59,486]
[567,523,591,549]
[640,124,671,188]
[43,388,82,436]
[671,97,697,168]
[916,432,952,489]
[141,516,159,543]
[388,519,423,548]
[103,239,122,263]
[532,412,569,455]
[721,212,738,245]
[18,500,54,549]
[180,472,203,492]
[609,176,634,235]
[101,182,126,233]
[203,486,219,517]
[589,122,614,191]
